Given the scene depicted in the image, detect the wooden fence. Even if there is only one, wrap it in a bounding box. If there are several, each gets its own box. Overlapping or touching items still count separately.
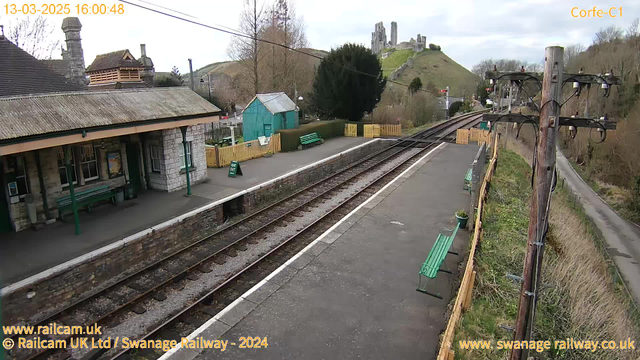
[205,133,281,168]
[456,129,470,144]
[437,133,499,360]
[379,124,402,136]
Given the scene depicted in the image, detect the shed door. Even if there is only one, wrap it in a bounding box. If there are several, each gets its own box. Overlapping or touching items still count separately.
[263,123,272,137]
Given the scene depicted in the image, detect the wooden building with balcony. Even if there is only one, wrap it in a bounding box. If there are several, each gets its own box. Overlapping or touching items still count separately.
[85,50,147,88]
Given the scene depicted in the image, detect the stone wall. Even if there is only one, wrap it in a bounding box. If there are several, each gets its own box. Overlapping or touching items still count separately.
[1,139,390,325]
[162,125,207,192]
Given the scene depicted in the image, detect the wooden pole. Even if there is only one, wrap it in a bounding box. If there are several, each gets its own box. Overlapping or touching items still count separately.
[510,46,563,360]
[64,145,81,235]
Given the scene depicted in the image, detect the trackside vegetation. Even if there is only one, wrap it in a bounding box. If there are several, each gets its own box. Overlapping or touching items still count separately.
[453,149,639,360]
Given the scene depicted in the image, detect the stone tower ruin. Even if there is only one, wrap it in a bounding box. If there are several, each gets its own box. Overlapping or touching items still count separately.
[370,22,387,55]
[390,22,397,47]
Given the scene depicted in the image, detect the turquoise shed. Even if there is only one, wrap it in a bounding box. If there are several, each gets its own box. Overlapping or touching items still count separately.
[242,92,299,141]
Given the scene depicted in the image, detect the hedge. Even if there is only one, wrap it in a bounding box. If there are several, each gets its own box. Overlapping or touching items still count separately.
[277,120,345,152]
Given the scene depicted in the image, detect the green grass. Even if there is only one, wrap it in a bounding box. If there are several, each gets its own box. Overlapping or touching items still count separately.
[454,150,566,359]
[380,49,414,77]
[394,50,480,99]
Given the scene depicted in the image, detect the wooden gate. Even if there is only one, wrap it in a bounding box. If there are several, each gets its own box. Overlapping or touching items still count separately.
[344,123,357,137]
[364,124,381,138]
[379,124,402,136]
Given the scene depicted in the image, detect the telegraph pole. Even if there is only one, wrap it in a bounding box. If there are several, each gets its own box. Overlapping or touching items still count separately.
[510,46,563,360]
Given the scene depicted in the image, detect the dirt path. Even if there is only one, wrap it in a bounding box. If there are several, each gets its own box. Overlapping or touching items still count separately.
[556,148,640,304]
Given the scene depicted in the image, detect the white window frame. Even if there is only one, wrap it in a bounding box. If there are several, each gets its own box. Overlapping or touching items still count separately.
[58,148,77,187]
[150,145,162,173]
[179,141,193,169]
[13,155,29,197]
[80,145,100,182]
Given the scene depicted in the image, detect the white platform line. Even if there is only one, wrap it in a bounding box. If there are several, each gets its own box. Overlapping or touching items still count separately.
[157,142,446,360]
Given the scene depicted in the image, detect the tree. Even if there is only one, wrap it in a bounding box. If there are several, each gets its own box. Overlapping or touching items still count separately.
[6,16,60,59]
[408,77,423,94]
[593,26,623,45]
[227,0,266,98]
[311,43,386,121]
[564,43,585,69]
[155,66,184,87]
[260,0,308,98]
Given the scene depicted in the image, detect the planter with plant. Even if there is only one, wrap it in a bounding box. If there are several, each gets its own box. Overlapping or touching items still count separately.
[455,209,469,228]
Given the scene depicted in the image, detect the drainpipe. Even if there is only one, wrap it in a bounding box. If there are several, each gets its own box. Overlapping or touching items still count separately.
[180,126,191,196]
[64,145,81,235]
[34,150,50,220]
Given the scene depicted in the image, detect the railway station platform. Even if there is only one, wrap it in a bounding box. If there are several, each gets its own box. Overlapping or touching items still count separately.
[0,137,371,286]
[166,143,480,360]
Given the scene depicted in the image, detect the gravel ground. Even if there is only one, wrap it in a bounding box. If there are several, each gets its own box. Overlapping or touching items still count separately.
[69,148,421,359]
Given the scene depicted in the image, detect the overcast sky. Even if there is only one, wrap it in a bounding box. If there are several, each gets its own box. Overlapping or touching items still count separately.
[4,0,639,74]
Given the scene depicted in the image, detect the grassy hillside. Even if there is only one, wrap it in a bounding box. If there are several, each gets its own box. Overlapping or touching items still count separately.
[381,49,414,77]
[391,49,479,99]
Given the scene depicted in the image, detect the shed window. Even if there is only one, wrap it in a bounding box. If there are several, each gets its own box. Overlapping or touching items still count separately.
[179,142,193,169]
[150,145,162,173]
[80,145,99,181]
[58,148,77,187]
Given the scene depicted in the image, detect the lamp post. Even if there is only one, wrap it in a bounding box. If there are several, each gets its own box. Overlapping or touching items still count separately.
[199,76,211,102]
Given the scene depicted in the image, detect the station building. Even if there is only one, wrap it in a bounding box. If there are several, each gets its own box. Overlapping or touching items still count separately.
[0,27,220,233]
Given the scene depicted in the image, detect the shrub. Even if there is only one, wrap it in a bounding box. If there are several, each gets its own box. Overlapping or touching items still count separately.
[428,43,441,51]
[277,120,345,151]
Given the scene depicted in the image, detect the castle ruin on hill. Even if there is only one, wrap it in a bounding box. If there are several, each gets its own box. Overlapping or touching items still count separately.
[371,21,426,55]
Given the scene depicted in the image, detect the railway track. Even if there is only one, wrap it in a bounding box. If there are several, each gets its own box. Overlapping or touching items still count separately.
[5,111,484,360]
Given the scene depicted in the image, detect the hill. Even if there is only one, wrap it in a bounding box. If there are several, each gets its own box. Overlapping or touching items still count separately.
[381,49,480,99]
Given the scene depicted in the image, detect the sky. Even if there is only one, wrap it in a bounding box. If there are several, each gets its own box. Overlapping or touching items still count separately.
[3,0,639,74]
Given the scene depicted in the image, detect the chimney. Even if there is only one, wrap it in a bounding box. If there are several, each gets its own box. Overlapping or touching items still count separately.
[138,43,155,86]
[61,17,87,86]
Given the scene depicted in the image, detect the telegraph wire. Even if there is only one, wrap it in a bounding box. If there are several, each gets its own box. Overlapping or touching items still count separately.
[118,0,425,92]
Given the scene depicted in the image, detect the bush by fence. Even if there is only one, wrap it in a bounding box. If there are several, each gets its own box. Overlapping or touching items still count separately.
[277,120,345,151]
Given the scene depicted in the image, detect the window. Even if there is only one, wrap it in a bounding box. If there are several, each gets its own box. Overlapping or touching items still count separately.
[150,145,162,173]
[15,156,29,195]
[178,141,193,169]
[58,148,77,187]
[7,155,29,196]
[80,145,99,181]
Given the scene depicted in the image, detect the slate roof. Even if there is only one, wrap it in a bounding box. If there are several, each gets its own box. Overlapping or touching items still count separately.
[40,59,70,77]
[0,36,86,97]
[0,87,221,142]
[246,92,297,115]
[86,50,144,72]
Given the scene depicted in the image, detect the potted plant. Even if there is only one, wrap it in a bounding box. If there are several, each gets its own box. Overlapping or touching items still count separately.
[455,209,469,228]
[264,150,273,158]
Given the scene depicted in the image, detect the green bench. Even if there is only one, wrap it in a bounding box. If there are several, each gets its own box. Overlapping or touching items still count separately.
[56,185,116,220]
[298,132,323,149]
[416,223,460,298]
[463,168,472,191]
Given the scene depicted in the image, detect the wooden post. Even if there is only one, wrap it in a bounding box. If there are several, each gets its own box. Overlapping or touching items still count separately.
[64,145,81,235]
[463,270,477,311]
[447,350,455,360]
[510,46,563,360]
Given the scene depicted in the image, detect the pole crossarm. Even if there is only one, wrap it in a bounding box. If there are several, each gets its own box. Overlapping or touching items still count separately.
[484,71,621,86]
[482,113,617,130]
